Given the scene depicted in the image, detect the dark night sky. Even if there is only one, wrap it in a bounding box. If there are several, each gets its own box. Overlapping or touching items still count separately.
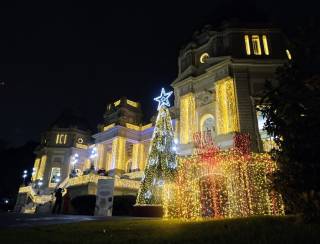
[0,1,317,146]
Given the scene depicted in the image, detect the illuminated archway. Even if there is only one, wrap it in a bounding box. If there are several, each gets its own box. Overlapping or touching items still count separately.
[200,114,216,138]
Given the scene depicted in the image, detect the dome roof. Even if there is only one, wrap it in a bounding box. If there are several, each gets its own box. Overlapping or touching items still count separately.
[49,109,92,132]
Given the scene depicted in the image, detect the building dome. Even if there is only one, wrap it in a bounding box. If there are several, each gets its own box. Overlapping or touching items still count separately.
[49,109,92,132]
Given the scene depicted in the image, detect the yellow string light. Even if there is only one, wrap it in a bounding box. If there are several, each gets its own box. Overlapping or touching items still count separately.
[163,149,284,219]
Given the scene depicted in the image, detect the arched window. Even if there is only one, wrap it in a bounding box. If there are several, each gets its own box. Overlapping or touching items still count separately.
[200,114,216,138]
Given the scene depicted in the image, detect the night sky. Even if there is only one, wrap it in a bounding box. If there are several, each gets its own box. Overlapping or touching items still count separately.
[0,1,317,146]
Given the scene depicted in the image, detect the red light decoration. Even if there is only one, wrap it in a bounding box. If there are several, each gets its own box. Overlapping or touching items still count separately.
[163,132,285,219]
[193,130,220,166]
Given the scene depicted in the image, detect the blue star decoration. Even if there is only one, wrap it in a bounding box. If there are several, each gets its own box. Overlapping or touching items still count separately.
[154,88,173,110]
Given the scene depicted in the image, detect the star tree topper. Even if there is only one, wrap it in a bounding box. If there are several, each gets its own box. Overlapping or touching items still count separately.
[154,88,173,110]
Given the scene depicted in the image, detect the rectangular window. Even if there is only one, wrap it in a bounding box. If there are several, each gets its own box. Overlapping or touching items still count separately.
[49,167,61,187]
[252,35,262,55]
[286,49,292,60]
[126,99,138,108]
[56,134,68,144]
[244,35,251,55]
[114,100,121,106]
[262,35,269,55]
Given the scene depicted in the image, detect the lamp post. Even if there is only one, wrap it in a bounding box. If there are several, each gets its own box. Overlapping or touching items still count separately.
[37,179,43,194]
[22,170,28,186]
[55,173,61,184]
[89,147,98,172]
[71,153,79,170]
[172,138,178,152]
[31,167,36,180]
[70,153,79,177]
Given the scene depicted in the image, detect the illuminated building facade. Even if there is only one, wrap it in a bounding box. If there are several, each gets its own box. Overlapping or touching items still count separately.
[93,97,154,176]
[15,99,156,214]
[172,22,291,154]
[15,22,291,215]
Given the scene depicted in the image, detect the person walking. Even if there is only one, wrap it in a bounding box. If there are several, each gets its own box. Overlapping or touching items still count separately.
[52,188,63,214]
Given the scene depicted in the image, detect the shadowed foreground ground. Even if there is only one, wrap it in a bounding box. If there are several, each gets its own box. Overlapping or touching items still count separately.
[0,216,319,244]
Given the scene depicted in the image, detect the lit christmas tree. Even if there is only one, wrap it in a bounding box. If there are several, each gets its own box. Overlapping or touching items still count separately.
[136,88,177,205]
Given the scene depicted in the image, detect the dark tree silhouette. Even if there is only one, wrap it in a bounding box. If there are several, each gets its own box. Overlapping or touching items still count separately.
[260,19,320,222]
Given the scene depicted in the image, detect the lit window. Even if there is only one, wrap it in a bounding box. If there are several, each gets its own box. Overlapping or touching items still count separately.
[286,49,292,60]
[251,35,262,55]
[199,52,210,63]
[56,134,68,144]
[262,35,269,55]
[127,99,138,108]
[244,35,251,55]
[49,167,61,187]
[114,100,121,106]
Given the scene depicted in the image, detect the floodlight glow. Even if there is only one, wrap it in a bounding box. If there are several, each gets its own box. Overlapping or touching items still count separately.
[90,147,98,159]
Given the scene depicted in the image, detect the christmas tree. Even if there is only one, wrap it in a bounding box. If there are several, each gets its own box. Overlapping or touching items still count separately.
[136,88,177,205]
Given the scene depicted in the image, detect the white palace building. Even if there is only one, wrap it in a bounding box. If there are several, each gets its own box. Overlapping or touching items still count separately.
[15,22,291,215]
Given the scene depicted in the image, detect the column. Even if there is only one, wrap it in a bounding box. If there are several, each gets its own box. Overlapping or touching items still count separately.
[37,155,47,180]
[179,93,196,144]
[132,143,145,171]
[105,151,112,171]
[111,137,126,172]
[233,72,258,151]
[97,144,105,170]
[215,78,240,135]
[31,158,40,181]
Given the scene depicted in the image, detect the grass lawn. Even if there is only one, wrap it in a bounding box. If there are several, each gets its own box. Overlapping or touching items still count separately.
[0,216,319,244]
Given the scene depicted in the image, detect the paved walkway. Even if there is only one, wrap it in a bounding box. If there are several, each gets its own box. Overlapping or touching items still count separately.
[0,213,130,228]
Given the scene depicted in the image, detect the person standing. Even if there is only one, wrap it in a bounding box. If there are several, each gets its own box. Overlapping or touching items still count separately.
[52,188,63,214]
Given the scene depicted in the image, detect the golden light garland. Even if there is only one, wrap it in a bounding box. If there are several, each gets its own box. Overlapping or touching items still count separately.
[163,133,284,219]
[215,78,240,135]
[136,106,177,205]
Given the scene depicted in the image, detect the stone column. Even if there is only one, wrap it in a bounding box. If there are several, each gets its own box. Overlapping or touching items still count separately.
[111,137,126,174]
[132,143,145,171]
[105,151,112,171]
[179,93,196,144]
[37,155,47,180]
[97,144,105,170]
[233,71,259,152]
[31,158,40,181]
[215,78,240,135]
